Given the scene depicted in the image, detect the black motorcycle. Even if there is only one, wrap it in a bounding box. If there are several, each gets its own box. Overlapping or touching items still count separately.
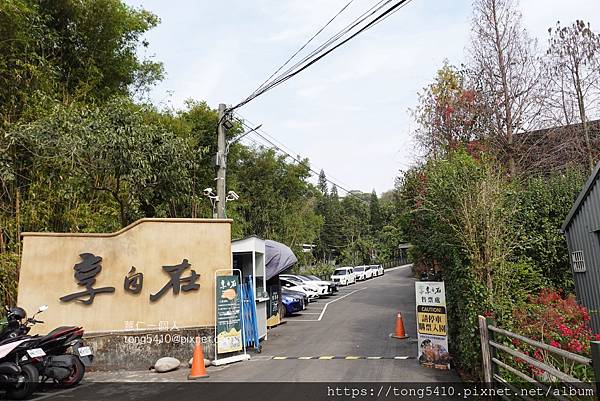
[0,308,41,400]
[2,305,93,387]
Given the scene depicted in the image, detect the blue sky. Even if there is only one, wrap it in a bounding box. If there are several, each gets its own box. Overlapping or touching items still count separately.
[124,0,600,194]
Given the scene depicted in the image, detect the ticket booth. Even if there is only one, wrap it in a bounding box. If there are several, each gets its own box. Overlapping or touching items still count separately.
[232,236,268,340]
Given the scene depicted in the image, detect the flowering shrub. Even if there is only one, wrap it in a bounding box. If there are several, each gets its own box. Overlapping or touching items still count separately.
[511,289,596,382]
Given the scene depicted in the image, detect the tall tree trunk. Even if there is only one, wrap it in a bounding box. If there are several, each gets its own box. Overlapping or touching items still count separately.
[491,0,515,176]
[15,188,21,255]
[574,69,594,170]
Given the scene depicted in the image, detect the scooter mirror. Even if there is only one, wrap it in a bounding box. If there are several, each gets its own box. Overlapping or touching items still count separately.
[38,305,48,313]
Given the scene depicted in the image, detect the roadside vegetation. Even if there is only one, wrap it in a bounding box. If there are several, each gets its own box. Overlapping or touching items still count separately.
[0,0,402,307]
[1,0,599,384]
[394,0,600,380]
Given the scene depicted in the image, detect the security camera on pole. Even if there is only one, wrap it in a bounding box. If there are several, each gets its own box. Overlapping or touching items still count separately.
[210,104,261,219]
[215,103,228,219]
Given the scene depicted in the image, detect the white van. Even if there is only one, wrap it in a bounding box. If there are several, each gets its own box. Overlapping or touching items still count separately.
[331,267,356,286]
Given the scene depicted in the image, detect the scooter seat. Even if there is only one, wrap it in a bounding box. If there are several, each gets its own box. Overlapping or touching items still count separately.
[39,326,79,341]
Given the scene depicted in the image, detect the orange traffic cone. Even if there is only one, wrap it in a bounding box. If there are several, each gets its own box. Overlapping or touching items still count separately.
[391,312,409,339]
[188,336,209,379]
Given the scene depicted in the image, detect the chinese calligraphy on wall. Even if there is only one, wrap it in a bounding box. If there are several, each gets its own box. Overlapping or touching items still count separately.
[60,253,200,304]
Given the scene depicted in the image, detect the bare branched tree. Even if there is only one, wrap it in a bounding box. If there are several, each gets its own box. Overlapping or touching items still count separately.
[546,20,600,171]
[469,0,542,176]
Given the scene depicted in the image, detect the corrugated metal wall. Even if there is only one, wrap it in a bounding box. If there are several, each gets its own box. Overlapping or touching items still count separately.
[565,177,600,333]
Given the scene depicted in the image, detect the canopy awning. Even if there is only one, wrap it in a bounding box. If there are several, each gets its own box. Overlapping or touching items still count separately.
[265,240,298,280]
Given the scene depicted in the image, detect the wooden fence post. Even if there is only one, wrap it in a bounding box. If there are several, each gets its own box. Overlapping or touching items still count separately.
[591,341,600,397]
[479,315,493,384]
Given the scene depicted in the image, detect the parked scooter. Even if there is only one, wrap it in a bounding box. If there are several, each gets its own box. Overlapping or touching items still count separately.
[0,335,41,399]
[1,305,93,387]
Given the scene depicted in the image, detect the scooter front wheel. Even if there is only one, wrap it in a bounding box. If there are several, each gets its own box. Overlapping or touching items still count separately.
[6,364,39,400]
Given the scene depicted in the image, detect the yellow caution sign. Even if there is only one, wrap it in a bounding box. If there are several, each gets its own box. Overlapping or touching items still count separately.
[417,305,447,336]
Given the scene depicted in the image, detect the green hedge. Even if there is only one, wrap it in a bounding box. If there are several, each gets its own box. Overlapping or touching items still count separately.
[397,151,584,377]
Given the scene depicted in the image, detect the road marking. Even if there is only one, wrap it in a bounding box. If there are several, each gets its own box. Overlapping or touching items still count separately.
[285,288,367,322]
[270,356,415,360]
[317,287,367,321]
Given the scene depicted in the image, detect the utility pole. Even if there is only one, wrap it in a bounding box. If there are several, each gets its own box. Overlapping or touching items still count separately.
[215,103,227,219]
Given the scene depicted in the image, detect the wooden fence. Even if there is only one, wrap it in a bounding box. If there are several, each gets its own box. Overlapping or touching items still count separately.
[381,255,410,269]
[479,315,599,400]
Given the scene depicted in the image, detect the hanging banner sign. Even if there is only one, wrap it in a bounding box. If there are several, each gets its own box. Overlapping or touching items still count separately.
[216,275,242,354]
[415,281,450,370]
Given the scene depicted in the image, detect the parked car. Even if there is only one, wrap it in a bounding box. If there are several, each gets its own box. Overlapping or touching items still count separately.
[281,274,330,296]
[331,267,355,285]
[281,293,305,316]
[301,275,338,293]
[354,266,366,281]
[280,277,319,300]
[369,264,384,277]
[364,265,374,279]
[281,287,308,309]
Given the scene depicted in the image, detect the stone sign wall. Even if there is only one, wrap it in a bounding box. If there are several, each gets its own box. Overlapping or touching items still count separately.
[17,218,232,335]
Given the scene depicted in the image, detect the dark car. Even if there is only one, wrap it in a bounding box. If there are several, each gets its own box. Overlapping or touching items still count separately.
[282,288,308,309]
[282,293,304,316]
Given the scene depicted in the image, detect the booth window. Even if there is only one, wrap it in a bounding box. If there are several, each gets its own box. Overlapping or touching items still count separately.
[255,253,266,299]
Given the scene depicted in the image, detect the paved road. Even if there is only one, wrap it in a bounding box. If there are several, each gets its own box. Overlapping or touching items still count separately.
[201,264,457,382]
[31,265,460,400]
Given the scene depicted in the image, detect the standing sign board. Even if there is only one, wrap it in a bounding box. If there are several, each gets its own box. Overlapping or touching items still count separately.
[216,274,243,354]
[415,281,450,370]
[266,284,280,327]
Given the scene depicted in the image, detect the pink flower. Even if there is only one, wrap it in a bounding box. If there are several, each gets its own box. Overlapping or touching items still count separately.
[483,311,493,318]
[550,340,561,349]
[594,334,600,341]
[567,339,583,354]
[558,324,572,337]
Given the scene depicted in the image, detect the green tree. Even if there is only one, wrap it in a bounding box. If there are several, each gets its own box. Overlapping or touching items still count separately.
[317,169,328,196]
[369,190,383,234]
[229,147,322,254]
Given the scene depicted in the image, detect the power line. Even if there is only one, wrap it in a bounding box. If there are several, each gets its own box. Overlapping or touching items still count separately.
[250,0,357,99]
[231,0,413,111]
[232,0,389,110]
[244,0,390,101]
[236,120,368,204]
[234,112,355,190]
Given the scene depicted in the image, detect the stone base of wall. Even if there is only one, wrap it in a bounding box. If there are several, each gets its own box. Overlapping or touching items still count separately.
[84,326,215,371]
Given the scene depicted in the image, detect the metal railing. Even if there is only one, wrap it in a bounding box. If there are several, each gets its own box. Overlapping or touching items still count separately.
[479,315,599,400]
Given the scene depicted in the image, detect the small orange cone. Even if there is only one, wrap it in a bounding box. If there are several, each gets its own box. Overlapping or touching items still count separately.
[188,336,209,379]
[391,312,409,339]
